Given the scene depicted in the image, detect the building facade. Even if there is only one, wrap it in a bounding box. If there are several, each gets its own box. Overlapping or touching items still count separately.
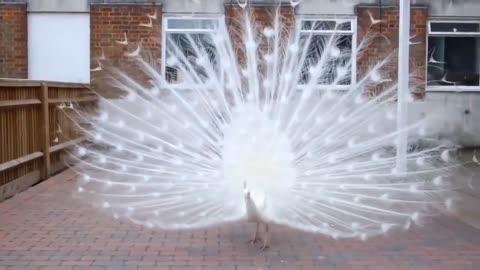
[0,0,479,145]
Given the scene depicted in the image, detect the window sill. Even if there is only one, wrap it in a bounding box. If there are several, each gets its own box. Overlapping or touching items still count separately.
[162,84,353,91]
[162,83,212,90]
[426,86,480,93]
[296,85,351,91]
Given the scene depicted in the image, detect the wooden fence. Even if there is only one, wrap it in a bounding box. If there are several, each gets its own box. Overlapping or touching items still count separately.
[0,79,96,201]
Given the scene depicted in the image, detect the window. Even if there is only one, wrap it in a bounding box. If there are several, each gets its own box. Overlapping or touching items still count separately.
[427,21,480,91]
[28,13,90,83]
[297,18,357,89]
[162,16,221,85]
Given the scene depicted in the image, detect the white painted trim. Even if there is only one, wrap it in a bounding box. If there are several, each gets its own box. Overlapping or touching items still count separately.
[163,29,220,34]
[429,32,480,37]
[426,86,480,92]
[429,20,480,25]
[298,29,355,34]
[426,19,480,90]
[396,0,410,173]
[296,85,351,91]
[424,29,429,92]
[299,19,355,34]
[351,17,358,87]
[161,14,167,79]
[161,15,224,83]
[295,15,358,88]
[428,20,480,36]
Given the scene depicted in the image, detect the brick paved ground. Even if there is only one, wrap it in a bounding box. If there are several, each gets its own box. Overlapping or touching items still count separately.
[1,169,480,270]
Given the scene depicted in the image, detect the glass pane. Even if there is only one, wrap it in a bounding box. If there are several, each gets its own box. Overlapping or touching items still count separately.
[427,36,480,86]
[431,22,480,33]
[301,20,351,31]
[165,33,218,84]
[167,18,218,30]
[299,34,353,85]
[336,21,352,31]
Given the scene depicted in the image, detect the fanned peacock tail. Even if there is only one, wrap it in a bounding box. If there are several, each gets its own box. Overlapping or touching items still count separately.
[62,5,473,240]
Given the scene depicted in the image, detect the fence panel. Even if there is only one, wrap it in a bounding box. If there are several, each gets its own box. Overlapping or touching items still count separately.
[0,79,96,201]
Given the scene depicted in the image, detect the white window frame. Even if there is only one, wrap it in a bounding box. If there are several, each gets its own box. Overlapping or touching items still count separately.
[296,16,357,91]
[161,15,223,88]
[426,20,480,92]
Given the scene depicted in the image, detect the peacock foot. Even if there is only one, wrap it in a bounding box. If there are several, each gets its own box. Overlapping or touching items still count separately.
[247,237,261,245]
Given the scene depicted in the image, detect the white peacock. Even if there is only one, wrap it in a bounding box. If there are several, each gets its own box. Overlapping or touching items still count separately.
[64,1,471,250]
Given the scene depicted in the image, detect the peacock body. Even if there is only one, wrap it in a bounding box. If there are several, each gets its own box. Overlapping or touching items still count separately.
[65,3,471,246]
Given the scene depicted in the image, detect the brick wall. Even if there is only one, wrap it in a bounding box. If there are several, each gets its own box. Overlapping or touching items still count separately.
[0,3,27,78]
[90,4,162,91]
[356,5,428,98]
[0,1,429,92]
[224,5,294,102]
[225,5,295,65]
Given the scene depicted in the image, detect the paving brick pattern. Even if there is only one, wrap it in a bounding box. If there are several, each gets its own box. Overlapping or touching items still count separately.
[1,169,480,270]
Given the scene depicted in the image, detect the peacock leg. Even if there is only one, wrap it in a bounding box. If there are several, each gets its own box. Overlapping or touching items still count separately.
[248,223,261,244]
[260,223,270,250]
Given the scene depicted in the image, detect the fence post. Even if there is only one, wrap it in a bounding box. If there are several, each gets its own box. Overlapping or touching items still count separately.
[40,82,51,179]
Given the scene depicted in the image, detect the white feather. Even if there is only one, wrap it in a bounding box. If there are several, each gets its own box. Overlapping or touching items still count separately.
[68,8,467,240]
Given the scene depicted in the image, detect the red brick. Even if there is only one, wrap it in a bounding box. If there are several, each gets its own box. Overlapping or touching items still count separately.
[89,4,162,93]
[356,6,427,99]
[225,5,294,63]
[0,4,27,78]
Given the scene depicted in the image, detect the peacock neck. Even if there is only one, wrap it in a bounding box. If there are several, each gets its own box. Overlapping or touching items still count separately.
[244,192,266,223]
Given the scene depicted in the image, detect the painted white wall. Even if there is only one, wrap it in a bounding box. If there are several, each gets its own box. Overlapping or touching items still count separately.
[297,0,373,15]
[162,0,223,13]
[86,0,480,17]
[428,0,480,17]
[24,0,475,16]
[408,92,480,147]
[28,0,89,12]
[296,0,480,16]
[28,13,90,83]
